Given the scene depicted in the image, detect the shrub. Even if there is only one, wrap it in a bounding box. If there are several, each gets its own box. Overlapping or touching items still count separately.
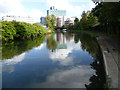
[1,21,47,41]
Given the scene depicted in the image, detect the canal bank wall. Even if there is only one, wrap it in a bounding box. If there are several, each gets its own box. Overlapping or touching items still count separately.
[97,36,120,89]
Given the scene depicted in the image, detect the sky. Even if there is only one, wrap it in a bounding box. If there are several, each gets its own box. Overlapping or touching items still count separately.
[0,0,96,22]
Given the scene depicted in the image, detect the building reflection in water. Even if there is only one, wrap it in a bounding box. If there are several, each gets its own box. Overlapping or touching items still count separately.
[54,31,74,50]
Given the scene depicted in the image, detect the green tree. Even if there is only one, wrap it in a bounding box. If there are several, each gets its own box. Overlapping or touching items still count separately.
[1,21,46,41]
[79,11,89,30]
[62,25,67,29]
[46,15,56,30]
[73,18,80,30]
[74,18,79,25]
[79,11,99,30]
[87,13,99,28]
[1,21,16,41]
[91,1,120,34]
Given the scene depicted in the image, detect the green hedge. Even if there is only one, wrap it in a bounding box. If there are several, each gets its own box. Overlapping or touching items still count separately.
[1,21,47,41]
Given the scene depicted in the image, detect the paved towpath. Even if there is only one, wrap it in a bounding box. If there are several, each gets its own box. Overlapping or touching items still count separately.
[97,36,120,89]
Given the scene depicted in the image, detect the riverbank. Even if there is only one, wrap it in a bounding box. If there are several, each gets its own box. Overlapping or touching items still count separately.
[97,36,120,88]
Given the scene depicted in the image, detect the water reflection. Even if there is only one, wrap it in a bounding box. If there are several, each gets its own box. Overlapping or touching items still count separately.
[2,31,107,88]
[2,36,45,60]
[46,35,58,51]
[2,53,26,65]
[73,32,107,88]
[28,66,95,88]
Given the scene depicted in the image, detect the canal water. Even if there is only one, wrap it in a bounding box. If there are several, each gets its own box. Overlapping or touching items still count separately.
[2,31,107,88]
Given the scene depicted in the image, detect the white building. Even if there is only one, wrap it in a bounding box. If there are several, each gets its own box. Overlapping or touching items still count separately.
[2,16,34,24]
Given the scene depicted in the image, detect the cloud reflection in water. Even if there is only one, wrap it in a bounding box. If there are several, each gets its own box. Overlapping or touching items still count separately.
[28,65,95,88]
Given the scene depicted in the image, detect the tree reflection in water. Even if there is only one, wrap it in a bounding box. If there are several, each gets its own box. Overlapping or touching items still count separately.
[2,36,45,60]
[46,34,58,52]
[74,31,108,89]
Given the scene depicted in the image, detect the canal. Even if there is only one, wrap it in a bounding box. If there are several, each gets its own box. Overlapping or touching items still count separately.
[2,31,107,88]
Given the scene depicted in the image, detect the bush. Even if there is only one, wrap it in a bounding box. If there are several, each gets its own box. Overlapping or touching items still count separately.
[1,21,16,41]
[1,21,47,41]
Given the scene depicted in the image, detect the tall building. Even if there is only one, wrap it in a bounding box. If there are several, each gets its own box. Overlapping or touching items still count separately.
[47,6,66,17]
[47,6,66,26]
[40,17,46,24]
[2,16,34,24]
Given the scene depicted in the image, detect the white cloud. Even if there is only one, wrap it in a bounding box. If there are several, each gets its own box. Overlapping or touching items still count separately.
[24,9,45,22]
[0,0,45,22]
[0,0,24,14]
[46,0,95,17]
[34,43,44,50]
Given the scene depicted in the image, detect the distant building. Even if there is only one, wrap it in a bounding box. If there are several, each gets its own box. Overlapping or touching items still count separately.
[40,17,46,24]
[47,6,66,27]
[2,16,34,24]
[47,6,66,17]
[65,18,75,26]
[57,17,61,27]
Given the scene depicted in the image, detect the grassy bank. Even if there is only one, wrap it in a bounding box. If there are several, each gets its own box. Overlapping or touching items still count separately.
[1,21,47,42]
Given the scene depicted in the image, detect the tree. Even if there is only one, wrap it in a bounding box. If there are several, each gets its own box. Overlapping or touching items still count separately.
[46,15,56,30]
[1,21,16,41]
[79,11,99,30]
[62,25,67,29]
[87,13,99,28]
[1,21,47,41]
[74,18,79,25]
[79,11,89,30]
[91,1,120,34]
[73,18,80,30]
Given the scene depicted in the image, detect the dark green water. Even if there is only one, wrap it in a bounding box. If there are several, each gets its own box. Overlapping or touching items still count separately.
[2,31,107,88]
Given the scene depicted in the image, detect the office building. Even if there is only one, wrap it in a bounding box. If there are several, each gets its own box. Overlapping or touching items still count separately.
[47,6,66,17]
[40,17,46,24]
[64,17,76,26]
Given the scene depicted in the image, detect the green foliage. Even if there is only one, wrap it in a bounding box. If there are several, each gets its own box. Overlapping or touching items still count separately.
[92,2,120,34]
[87,13,99,27]
[1,21,47,41]
[46,15,56,30]
[68,11,99,31]
[1,21,16,41]
[33,23,47,35]
[62,25,67,29]
[79,11,99,30]
[74,18,80,30]
[67,24,75,30]
[74,18,79,25]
